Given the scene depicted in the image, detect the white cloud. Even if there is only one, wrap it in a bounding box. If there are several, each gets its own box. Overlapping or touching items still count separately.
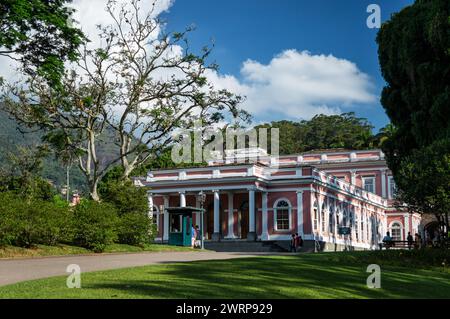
[0,1,375,124]
[71,0,174,49]
[207,49,376,121]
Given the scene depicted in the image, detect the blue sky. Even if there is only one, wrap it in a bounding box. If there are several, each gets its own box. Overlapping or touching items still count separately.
[161,0,414,131]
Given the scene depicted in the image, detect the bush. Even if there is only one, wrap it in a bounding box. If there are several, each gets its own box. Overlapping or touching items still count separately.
[72,200,118,252]
[0,192,72,247]
[100,179,154,246]
[0,192,23,246]
[117,212,154,247]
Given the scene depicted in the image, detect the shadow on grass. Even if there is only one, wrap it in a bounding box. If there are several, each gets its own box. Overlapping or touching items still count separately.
[83,255,450,299]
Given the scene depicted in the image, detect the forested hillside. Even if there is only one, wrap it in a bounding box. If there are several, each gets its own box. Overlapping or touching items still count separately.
[0,109,119,193]
[0,109,389,193]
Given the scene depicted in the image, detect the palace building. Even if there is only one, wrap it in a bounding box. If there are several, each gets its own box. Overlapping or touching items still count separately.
[134,148,422,251]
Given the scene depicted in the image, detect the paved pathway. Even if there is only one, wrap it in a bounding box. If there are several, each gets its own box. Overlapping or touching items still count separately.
[0,251,269,286]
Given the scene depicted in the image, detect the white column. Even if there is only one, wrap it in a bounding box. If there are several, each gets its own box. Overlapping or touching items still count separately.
[148,193,154,218]
[310,190,315,239]
[296,191,304,236]
[261,192,269,240]
[213,190,220,241]
[226,192,235,239]
[248,189,256,240]
[351,170,357,185]
[163,196,169,241]
[381,170,387,198]
[179,191,186,208]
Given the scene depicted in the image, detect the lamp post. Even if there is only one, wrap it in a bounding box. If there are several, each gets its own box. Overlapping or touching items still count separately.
[199,191,207,250]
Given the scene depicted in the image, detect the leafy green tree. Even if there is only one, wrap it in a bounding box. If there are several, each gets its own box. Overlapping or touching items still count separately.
[255,113,377,155]
[0,145,56,200]
[3,0,247,200]
[377,0,450,239]
[0,0,84,85]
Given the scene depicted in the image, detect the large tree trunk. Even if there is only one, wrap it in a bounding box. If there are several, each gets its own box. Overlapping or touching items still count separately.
[89,177,100,202]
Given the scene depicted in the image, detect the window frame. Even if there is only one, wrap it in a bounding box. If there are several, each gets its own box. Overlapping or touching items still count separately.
[274,198,292,231]
[152,206,160,227]
[321,202,326,232]
[388,176,396,199]
[362,176,376,194]
[390,221,403,241]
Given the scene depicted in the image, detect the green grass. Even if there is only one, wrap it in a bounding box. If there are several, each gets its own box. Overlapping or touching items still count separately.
[1,252,449,299]
[0,243,195,259]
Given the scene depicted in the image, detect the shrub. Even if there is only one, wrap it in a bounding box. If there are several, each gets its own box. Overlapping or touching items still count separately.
[72,200,118,252]
[32,200,73,246]
[117,212,154,247]
[0,192,24,246]
[0,192,72,247]
[100,179,154,246]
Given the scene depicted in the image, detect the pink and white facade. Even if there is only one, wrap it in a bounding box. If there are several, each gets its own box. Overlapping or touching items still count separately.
[135,149,421,251]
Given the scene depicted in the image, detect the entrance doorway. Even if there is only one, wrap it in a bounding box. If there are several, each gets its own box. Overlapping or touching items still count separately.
[239,201,249,239]
[205,202,222,240]
[205,204,214,240]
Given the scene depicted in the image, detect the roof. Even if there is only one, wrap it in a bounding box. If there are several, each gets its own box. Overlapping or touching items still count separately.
[166,207,204,214]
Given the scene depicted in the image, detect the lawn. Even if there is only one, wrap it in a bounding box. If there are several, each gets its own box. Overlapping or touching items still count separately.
[0,243,195,259]
[0,251,449,299]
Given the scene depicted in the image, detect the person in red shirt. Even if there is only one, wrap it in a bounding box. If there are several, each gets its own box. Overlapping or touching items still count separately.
[295,233,303,252]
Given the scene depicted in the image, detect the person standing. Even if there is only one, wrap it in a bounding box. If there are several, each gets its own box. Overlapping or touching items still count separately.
[407,232,413,250]
[297,234,303,251]
[194,225,201,248]
[414,233,420,249]
[294,233,300,252]
[290,234,296,252]
[191,224,197,248]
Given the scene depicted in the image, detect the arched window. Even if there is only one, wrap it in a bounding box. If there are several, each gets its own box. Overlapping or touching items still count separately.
[390,222,402,241]
[355,213,359,241]
[361,209,365,241]
[329,199,335,233]
[343,206,348,227]
[274,199,291,231]
[366,215,370,240]
[321,202,326,232]
[313,200,318,230]
[349,207,354,227]
[152,206,159,226]
[336,204,341,229]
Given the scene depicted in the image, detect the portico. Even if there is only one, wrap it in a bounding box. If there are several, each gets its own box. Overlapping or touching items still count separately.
[148,186,269,242]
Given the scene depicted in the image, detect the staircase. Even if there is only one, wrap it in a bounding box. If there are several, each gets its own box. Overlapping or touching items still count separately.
[204,240,288,252]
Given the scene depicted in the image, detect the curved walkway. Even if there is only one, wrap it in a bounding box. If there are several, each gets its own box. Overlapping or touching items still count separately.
[0,251,270,286]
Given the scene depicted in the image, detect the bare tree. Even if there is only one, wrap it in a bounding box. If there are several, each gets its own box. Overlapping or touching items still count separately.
[2,0,248,201]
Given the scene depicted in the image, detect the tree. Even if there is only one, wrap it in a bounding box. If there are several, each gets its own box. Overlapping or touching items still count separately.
[377,0,450,240]
[2,0,248,200]
[254,113,377,155]
[0,145,56,201]
[0,0,85,85]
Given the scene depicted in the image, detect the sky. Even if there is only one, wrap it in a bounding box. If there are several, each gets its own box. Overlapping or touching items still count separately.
[159,0,414,130]
[1,0,415,132]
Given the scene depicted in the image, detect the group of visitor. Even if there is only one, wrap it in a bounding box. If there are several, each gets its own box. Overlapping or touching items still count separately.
[381,231,423,250]
[290,233,303,252]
